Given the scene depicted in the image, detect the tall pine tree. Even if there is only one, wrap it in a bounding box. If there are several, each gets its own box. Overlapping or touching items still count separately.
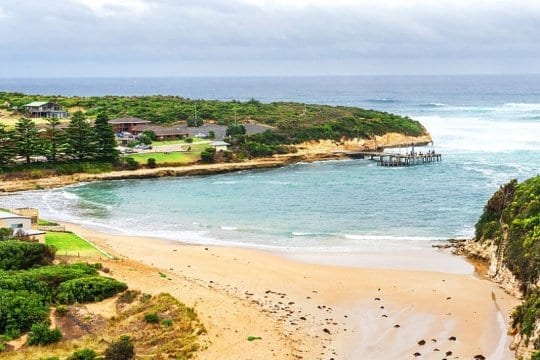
[66,111,95,160]
[0,124,15,165]
[14,118,40,163]
[94,112,119,161]
[45,117,66,162]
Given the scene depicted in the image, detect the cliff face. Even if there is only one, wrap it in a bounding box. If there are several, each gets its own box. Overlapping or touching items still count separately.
[472,176,540,359]
[294,132,432,155]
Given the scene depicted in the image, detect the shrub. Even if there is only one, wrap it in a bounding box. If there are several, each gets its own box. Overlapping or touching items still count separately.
[67,348,98,360]
[200,147,216,163]
[0,241,55,270]
[123,157,139,170]
[27,323,62,345]
[161,319,173,327]
[144,312,160,324]
[147,158,157,169]
[104,335,135,360]
[56,276,127,304]
[0,289,49,335]
[0,263,99,300]
[184,137,193,143]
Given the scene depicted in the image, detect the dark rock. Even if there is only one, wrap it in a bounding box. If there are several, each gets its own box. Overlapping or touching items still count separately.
[323,328,331,335]
[417,340,426,345]
[448,336,456,341]
[413,352,421,357]
[474,355,486,360]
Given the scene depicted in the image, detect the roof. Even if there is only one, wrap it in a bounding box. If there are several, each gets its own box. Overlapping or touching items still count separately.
[0,212,30,220]
[24,101,49,107]
[210,141,230,146]
[109,117,151,125]
[132,124,189,136]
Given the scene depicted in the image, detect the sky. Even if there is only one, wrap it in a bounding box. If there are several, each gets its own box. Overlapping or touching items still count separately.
[0,0,539,77]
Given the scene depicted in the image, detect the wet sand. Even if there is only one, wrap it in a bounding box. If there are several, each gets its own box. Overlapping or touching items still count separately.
[61,222,518,359]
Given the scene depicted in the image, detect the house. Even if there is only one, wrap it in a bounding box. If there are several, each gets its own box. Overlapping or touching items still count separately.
[23,101,68,119]
[0,211,45,243]
[210,141,230,151]
[109,117,151,133]
[131,124,189,141]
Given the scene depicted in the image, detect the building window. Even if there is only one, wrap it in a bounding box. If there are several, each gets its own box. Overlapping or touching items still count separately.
[11,223,23,229]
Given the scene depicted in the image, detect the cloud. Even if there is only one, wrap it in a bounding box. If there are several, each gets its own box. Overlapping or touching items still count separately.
[0,0,539,76]
[74,0,152,17]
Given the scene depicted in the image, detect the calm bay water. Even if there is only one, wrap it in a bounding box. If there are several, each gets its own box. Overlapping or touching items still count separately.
[2,76,539,250]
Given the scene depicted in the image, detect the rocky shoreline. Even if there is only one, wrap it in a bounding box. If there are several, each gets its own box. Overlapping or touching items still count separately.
[436,238,539,359]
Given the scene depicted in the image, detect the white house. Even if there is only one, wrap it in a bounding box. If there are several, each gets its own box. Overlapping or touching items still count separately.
[210,141,230,151]
[0,211,45,242]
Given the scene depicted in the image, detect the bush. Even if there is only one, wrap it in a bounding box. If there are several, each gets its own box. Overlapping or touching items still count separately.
[147,158,157,169]
[0,289,49,335]
[0,263,99,300]
[0,241,55,270]
[161,319,173,327]
[27,323,62,345]
[123,157,139,170]
[144,312,160,324]
[56,276,127,304]
[184,137,193,143]
[200,147,216,163]
[67,348,98,360]
[104,335,135,360]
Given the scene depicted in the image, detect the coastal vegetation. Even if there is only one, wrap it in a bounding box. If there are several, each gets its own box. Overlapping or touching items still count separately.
[475,175,540,357]
[0,237,205,359]
[0,92,428,169]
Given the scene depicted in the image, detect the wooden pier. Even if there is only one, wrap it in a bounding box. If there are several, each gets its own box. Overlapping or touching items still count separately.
[336,149,442,167]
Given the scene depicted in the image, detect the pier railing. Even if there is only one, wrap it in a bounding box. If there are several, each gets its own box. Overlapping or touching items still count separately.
[336,150,442,167]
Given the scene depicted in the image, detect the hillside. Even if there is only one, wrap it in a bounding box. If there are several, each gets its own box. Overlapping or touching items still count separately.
[0,92,427,143]
[474,176,540,359]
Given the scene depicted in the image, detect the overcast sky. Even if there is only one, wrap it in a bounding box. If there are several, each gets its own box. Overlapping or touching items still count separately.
[0,0,539,77]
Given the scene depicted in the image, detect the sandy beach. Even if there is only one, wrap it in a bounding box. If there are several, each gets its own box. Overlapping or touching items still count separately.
[62,222,518,360]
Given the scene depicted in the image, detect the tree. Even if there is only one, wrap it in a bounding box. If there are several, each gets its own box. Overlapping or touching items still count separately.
[226,124,246,137]
[65,111,96,160]
[44,117,65,162]
[0,124,15,165]
[14,118,40,163]
[94,113,119,161]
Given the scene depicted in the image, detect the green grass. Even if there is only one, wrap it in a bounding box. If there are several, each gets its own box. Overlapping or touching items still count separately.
[38,219,58,226]
[45,231,105,257]
[129,152,201,165]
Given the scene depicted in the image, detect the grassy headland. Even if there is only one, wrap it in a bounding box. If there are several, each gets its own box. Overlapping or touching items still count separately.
[0,92,430,189]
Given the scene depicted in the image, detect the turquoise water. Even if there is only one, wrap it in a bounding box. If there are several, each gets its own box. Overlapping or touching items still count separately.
[3,76,539,251]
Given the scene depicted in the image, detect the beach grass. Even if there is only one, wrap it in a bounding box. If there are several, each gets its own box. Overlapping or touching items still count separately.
[45,231,105,257]
[129,151,201,165]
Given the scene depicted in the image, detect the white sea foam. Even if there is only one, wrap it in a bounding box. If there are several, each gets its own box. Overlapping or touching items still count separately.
[416,115,540,152]
[220,226,238,231]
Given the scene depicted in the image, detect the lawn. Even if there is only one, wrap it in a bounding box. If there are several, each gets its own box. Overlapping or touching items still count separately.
[45,231,107,258]
[128,151,201,165]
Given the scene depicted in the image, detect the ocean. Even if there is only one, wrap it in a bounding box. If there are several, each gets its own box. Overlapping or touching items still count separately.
[2,75,539,251]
